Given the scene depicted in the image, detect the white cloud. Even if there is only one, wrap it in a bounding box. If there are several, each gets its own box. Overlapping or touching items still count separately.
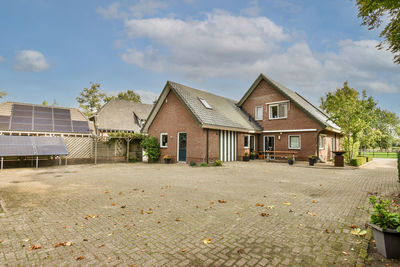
[117,11,399,94]
[97,0,167,19]
[136,90,158,103]
[0,56,5,62]
[15,50,50,72]
[241,0,260,17]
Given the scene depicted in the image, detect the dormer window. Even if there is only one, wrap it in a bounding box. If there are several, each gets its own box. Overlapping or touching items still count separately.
[199,98,212,109]
[269,103,287,119]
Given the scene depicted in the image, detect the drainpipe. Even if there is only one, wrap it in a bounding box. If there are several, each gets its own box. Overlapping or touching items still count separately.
[316,130,322,160]
[206,129,209,164]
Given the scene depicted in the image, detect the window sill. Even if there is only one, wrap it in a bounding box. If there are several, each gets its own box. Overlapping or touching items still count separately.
[160,146,168,148]
[269,117,287,120]
[289,148,301,150]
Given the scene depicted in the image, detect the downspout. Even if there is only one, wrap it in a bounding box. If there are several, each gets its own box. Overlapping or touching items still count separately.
[206,129,209,164]
[316,130,322,159]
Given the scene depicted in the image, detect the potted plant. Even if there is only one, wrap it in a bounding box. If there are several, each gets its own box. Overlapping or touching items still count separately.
[368,196,400,259]
[243,152,250,162]
[308,156,316,166]
[250,151,257,160]
[163,155,172,164]
[288,156,294,165]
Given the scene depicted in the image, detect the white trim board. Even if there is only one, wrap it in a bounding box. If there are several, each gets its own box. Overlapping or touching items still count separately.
[263,129,317,133]
[265,100,290,105]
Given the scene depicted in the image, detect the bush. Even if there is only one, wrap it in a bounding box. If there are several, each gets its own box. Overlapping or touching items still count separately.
[189,161,197,166]
[212,160,223,167]
[350,156,367,166]
[140,137,160,162]
[369,196,400,231]
[200,162,208,167]
[128,156,137,163]
[365,156,373,162]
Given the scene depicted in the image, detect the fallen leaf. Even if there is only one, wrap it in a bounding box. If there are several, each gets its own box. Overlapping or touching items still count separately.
[76,256,84,261]
[141,210,144,214]
[256,203,264,207]
[111,203,116,206]
[306,211,317,216]
[210,201,214,205]
[145,210,152,214]
[237,248,244,253]
[351,228,367,236]
[98,244,105,248]
[218,200,227,203]
[283,201,291,206]
[84,214,98,220]
[121,205,126,209]
[312,200,318,203]
[119,192,123,195]
[83,239,88,241]
[342,251,348,255]
[266,205,275,210]
[325,229,330,233]
[107,232,113,236]
[28,244,41,250]
[175,218,180,222]
[141,249,146,252]
[181,249,187,252]
[349,224,357,229]
[160,194,165,197]
[23,238,30,242]
[203,238,211,244]
[55,242,73,248]
[260,213,270,217]
[104,190,110,194]
[108,257,112,260]
[157,221,161,224]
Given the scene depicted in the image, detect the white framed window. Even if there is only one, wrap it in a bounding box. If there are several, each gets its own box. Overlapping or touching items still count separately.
[160,133,168,148]
[269,103,287,119]
[255,106,263,120]
[289,135,300,149]
[244,135,249,148]
[319,135,325,149]
[199,98,212,109]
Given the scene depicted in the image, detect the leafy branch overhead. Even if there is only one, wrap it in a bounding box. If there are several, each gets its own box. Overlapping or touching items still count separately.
[104,90,142,103]
[76,82,106,118]
[356,0,400,64]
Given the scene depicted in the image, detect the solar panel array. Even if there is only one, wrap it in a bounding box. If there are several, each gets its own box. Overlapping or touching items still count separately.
[0,104,90,133]
[0,135,68,157]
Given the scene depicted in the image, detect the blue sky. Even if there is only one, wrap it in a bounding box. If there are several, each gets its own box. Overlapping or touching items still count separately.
[0,0,399,114]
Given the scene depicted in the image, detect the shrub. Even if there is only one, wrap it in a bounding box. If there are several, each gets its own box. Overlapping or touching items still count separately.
[140,137,160,162]
[350,156,367,166]
[365,156,373,162]
[200,162,208,167]
[128,156,137,163]
[369,196,400,232]
[398,151,400,183]
[212,160,223,167]
[189,161,197,166]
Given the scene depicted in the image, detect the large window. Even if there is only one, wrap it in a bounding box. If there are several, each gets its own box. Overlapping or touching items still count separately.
[160,133,168,148]
[289,135,300,149]
[255,106,263,120]
[269,103,287,119]
[319,135,325,149]
[244,135,249,148]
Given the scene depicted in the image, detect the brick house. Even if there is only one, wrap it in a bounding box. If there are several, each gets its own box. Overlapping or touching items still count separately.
[142,74,341,163]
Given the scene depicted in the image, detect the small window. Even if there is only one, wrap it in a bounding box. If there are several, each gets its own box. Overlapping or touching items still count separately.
[319,135,325,149]
[199,98,212,109]
[269,103,287,119]
[255,106,263,120]
[160,133,168,148]
[289,135,300,149]
[244,135,249,148]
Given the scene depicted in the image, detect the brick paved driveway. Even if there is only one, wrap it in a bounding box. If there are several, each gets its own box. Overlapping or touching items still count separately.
[0,159,398,266]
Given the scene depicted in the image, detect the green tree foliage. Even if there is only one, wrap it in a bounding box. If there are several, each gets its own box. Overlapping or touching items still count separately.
[104,90,142,103]
[371,108,399,149]
[0,91,7,98]
[320,82,376,161]
[140,136,160,162]
[42,100,49,106]
[76,82,106,118]
[356,0,400,64]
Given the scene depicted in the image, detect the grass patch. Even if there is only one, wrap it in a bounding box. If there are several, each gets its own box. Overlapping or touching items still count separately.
[359,152,397,159]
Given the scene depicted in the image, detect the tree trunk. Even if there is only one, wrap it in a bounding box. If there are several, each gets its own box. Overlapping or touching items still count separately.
[348,134,352,161]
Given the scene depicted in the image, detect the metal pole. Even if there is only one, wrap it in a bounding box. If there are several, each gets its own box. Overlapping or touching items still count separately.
[59,156,61,166]
[126,138,130,163]
[65,156,67,166]
[36,156,38,169]
[1,157,3,170]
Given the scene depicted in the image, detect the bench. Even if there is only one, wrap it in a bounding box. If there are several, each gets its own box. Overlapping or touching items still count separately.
[263,151,298,162]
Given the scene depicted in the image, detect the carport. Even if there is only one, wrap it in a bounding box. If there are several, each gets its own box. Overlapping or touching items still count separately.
[0,135,68,170]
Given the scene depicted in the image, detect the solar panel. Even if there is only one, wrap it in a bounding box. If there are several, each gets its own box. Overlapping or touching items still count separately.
[11,116,32,124]
[0,136,68,156]
[12,110,33,117]
[34,106,52,112]
[13,104,33,111]
[34,112,52,119]
[10,124,33,131]
[33,125,54,131]
[54,125,72,132]
[0,123,9,130]
[0,116,10,123]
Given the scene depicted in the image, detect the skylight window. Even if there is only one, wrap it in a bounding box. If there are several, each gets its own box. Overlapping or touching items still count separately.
[199,98,212,109]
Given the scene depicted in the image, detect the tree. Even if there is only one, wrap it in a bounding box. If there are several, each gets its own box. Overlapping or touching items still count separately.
[0,91,6,98]
[52,99,59,106]
[371,108,399,149]
[42,100,49,106]
[104,90,142,103]
[76,82,106,117]
[320,82,376,161]
[356,0,400,64]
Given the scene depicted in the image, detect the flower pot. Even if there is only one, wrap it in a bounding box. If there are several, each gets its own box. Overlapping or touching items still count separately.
[369,223,400,259]
[288,159,294,165]
[308,158,315,166]
[164,158,172,164]
[250,154,256,160]
[243,156,250,162]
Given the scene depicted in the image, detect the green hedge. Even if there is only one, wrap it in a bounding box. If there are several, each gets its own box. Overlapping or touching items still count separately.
[350,156,367,166]
[365,156,373,162]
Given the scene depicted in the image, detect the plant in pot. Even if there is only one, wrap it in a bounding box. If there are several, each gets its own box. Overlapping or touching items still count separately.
[243,152,250,162]
[250,151,257,160]
[368,196,400,259]
[163,155,172,164]
[288,156,294,165]
[308,156,316,166]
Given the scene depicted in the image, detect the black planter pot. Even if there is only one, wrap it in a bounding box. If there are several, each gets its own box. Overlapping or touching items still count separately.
[370,223,400,259]
[288,159,294,165]
[250,154,256,160]
[164,158,172,164]
[308,158,315,166]
[243,156,250,162]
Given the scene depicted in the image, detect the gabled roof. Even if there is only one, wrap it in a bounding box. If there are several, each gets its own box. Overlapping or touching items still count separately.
[142,81,261,133]
[94,99,153,132]
[238,74,341,132]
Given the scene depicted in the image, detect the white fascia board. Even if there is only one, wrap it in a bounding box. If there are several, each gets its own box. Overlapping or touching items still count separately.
[262,129,317,133]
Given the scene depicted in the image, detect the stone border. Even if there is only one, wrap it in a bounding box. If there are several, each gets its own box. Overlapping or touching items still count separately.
[355,227,373,267]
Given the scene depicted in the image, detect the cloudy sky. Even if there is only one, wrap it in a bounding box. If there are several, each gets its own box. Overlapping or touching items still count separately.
[0,0,399,114]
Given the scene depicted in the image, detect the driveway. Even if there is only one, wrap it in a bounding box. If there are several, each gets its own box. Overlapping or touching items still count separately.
[0,159,398,266]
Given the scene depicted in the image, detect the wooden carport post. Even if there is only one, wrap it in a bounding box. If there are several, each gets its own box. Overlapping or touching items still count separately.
[1,157,3,170]
[36,156,38,169]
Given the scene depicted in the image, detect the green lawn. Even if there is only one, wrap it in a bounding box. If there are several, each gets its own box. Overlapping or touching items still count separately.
[360,152,398,158]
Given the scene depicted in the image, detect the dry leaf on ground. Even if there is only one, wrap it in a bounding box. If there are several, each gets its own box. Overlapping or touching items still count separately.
[351,228,367,236]
[84,214,98,220]
[203,238,211,244]
[55,242,73,248]
[218,200,227,203]
[260,213,270,217]
[283,201,291,206]
[28,244,41,250]
[76,256,85,261]
[312,200,318,203]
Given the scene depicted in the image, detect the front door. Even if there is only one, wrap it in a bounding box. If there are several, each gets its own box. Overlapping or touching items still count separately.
[264,136,275,151]
[178,132,187,162]
[250,135,255,152]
